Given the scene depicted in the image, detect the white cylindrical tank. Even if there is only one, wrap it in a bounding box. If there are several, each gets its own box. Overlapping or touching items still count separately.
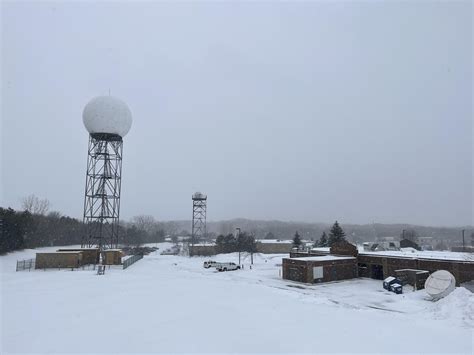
[83,96,133,137]
[424,270,456,300]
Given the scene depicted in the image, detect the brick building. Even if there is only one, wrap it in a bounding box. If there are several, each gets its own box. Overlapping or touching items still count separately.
[282,255,357,283]
[286,244,474,286]
[357,253,474,285]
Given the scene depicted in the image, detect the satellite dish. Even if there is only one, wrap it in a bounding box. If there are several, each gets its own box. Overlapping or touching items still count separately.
[424,270,456,301]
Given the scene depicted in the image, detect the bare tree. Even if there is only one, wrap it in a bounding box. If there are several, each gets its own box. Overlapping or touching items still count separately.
[163,221,179,236]
[21,194,50,215]
[130,215,157,234]
[48,211,62,219]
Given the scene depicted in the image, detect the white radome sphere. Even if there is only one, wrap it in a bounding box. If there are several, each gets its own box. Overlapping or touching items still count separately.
[83,96,133,137]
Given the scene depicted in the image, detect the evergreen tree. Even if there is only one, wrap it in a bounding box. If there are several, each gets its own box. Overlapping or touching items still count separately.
[292,231,302,248]
[328,221,346,247]
[216,233,237,253]
[264,232,275,240]
[316,232,328,247]
[237,232,257,253]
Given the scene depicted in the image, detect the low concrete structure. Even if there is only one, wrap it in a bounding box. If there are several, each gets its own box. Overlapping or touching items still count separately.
[36,252,83,269]
[187,239,295,255]
[190,244,216,256]
[451,246,474,253]
[394,269,429,290]
[357,253,474,285]
[57,248,99,264]
[256,240,293,254]
[102,250,122,265]
[282,255,357,283]
[330,240,358,257]
[289,243,474,285]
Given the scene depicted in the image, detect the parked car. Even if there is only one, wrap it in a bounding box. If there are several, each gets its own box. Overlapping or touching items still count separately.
[216,262,240,272]
[203,261,218,268]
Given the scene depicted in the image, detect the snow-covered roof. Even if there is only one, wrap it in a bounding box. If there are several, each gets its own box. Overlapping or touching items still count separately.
[37,251,82,254]
[311,247,330,252]
[57,248,99,251]
[395,268,429,274]
[384,276,396,283]
[287,255,356,262]
[257,239,293,244]
[360,249,474,262]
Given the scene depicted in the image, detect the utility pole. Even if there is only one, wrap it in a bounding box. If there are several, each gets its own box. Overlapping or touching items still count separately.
[402,229,406,240]
[250,232,255,265]
[0,219,3,248]
[236,227,241,265]
[462,229,465,252]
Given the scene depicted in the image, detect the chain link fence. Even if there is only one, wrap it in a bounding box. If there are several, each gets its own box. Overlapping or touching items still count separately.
[16,258,36,271]
[123,254,143,269]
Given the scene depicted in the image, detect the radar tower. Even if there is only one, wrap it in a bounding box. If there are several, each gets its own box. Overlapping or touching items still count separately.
[81,96,132,250]
[191,192,207,255]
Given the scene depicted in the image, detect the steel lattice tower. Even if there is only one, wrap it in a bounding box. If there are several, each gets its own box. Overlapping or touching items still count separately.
[191,192,207,253]
[82,133,123,250]
[81,96,132,251]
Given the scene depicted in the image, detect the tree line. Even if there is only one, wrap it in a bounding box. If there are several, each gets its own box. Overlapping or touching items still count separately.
[0,196,171,254]
[215,231,257,254]
[292,221,347,248]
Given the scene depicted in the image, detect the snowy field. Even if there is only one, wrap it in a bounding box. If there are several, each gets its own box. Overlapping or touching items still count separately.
[1,243,473,354]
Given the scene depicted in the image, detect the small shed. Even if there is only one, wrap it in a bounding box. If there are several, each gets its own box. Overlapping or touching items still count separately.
[36,252,83,269]
[395,269,430,290]
[57,248,99,264]
[102,249,122,265]
[282,255,357,284]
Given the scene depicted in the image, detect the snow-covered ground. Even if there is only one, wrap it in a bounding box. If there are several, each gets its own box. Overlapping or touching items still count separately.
[1,244,473,354]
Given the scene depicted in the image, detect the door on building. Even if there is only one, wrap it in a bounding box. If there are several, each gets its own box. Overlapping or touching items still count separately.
[371,264,384,280]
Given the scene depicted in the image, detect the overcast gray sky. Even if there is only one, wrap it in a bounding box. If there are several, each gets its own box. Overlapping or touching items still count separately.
[1,1,472,226]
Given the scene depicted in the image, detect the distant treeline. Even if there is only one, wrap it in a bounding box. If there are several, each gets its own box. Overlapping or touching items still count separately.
[2,203,472,255]
[0,207,169,255]
[168,219,473,248]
